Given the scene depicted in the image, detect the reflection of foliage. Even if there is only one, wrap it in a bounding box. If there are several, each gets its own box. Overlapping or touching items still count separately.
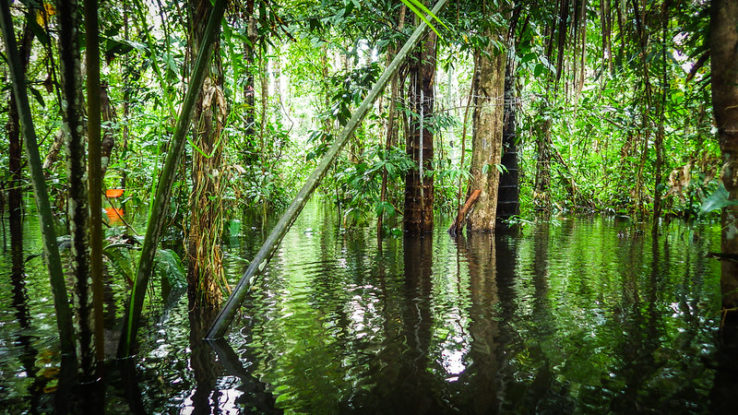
[238,205,719,413]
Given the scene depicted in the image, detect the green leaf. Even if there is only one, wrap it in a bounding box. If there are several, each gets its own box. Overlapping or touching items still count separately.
[29,87,45,107]
[399,0,448,39]
[26,13,50,46]
[534,63,545,78]
[701,184,738,214]
[103,246,134,283]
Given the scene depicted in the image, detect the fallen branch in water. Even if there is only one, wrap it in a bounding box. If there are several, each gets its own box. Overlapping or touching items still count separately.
[448,189,481,237]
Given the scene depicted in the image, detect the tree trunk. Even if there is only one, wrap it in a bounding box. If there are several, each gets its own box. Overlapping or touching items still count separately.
[378,5,406,237]
[85,0,105,366]
[243,0,257,164]
[653,4,668,227]
[118,0,226,357]
[534,117,553,212]
[121,8,130,196]
[466,26,506,232]
[6,18,34,276]
[100,83,118,179]
[404,32,436,234]
[497,56,520,219]
[187,0,226,310]
[711,0,738,321]
[58,0,94,375]
[1,0,76,359]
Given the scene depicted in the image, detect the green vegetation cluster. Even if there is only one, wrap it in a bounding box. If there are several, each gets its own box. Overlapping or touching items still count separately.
[1,1,722,233]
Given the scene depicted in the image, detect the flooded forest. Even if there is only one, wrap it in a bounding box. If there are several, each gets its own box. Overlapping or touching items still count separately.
[1,0,738,413]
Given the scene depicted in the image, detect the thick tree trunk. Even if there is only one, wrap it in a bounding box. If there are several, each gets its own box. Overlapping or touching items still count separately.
[711,0,738,319]
[58,0,94,375]
[466,29,506,232]
[187,0,226,310]
[497,57,520,219]
[6,19,34,276]
[404,32,436,234]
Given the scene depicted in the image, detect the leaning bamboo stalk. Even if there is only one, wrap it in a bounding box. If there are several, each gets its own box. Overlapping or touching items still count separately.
[118,0,227,357]
[207,0,450,340]
[0,0,76,357]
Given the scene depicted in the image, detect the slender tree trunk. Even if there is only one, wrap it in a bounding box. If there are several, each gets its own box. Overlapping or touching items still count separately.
[534,117,553,213]
[6,18,34,276]
[187,0,226,310]
[243,0,257,163]
[259,46,269,160]
[466,24,506,232]
[378,5,406,237]
[85,0,105,367]
[711,0,738,322]
[100,83,117,179]
[449,54,477,236]
[554,0,570,88]
[121,9,131,198]
[58,0,94,376]
[404,32,436,234]
[631,0,653,218]
[653,4,668,226]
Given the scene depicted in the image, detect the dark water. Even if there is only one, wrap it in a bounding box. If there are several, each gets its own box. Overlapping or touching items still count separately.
[0,202,732,413]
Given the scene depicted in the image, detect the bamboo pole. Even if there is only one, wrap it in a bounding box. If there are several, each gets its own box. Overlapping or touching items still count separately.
[0,0,76,357]
[207,0,449,340]
[118,0,227,357]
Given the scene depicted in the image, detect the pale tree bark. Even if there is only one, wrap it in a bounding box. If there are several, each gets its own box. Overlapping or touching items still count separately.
[466,21,507,232]
[711,0,738,319]
[57,0,94,376]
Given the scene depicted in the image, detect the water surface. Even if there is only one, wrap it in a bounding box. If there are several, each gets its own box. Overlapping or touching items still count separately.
[0,203,729,413]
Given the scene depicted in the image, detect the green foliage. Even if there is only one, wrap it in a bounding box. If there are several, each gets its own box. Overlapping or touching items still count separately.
[334,144,414,227]
[701,184,738,215]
